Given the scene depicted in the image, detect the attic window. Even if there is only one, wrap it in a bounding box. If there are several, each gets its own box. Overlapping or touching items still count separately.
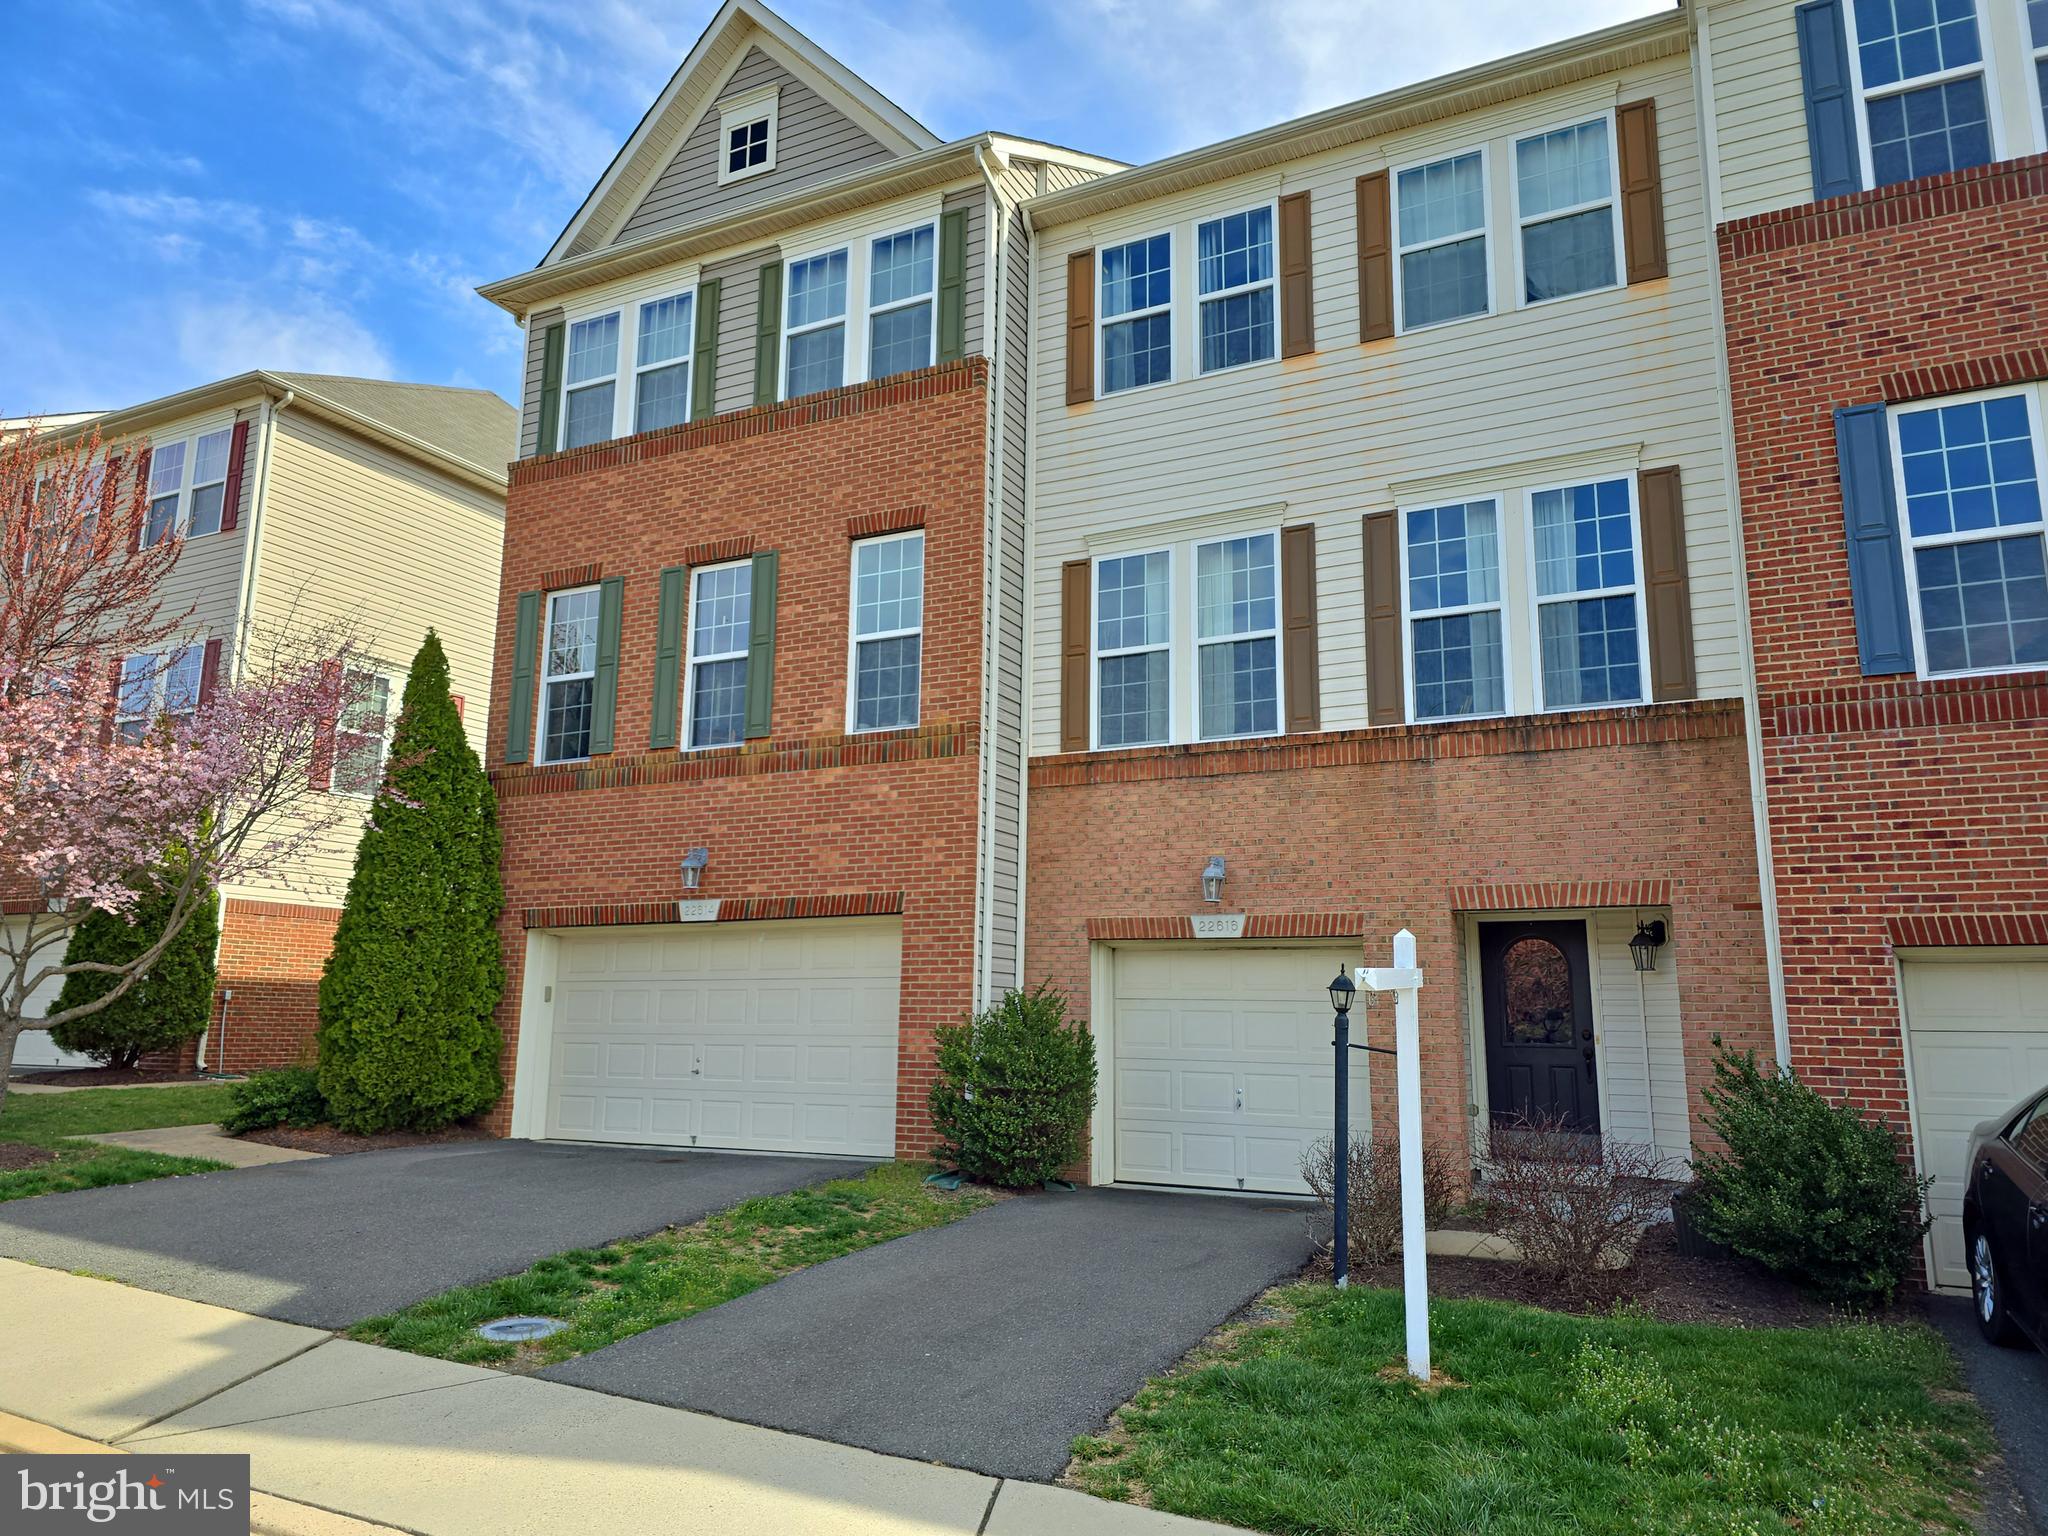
[717,84,779,185]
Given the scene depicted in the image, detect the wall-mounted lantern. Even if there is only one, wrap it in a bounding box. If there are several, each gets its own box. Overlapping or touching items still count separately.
[680,847,710,893]
[1629,918,1668,973]
[1200,855,1227,904]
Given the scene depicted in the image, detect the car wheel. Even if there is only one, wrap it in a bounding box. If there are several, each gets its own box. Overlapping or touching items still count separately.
[1972,1231,2025,1347]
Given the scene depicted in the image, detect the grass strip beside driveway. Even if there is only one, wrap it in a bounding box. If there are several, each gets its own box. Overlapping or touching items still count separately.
[1069,1286,1992,1536]
[350,1161,994,1369]
[0,1084,235,1202]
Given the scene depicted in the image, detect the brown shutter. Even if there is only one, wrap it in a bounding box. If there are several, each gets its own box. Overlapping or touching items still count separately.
[1278,192,1315,358]
[1065,249,1095,406]
[1362,511,1403,726]
[1639,466,1696,701]
[309,659,342,790]
[1355,173,1394,342]
[1281,523,1320,733]
[1060,558,1091,752]
[219,419,251,533]
[197,637,223,707]
[1617,98,1668,284]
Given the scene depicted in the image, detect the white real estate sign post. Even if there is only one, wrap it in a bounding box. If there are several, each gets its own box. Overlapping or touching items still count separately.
[1359,928,1430,1382]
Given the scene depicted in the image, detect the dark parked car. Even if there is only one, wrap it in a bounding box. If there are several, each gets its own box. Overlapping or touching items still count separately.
[1964,1086,2048,1349]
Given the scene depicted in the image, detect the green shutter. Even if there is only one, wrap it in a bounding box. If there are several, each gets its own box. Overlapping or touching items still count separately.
[589,575,624,756]
[690,279,720,421]
[754,262,783,405]
[650,565,686,749]
[937,207,968,364]
[744,550,778,739]
[505,590,541,763]
[534,322,565,454]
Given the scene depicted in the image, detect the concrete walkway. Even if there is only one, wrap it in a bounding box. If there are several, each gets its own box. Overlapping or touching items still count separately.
[87,1124,325,1167]
[0,1258,1233,1536]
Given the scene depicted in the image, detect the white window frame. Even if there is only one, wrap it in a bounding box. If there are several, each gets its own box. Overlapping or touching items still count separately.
[1885,382,2048,681]
[2023,0,2048,151]
[1089,546,1175,752]
[332,668,394,799]
[557,278,703,449]
[1509,109,1624,311]
[1095,228,1176,398]
[845,528,925,734]
[864,222,939,380]
[1193,201,1279,377]
[779,208,941,401]
[536,584,601,765]
[1840,0,2002,186]
[630,287,697,437]
[1189,528,1284,742]
[716,83,780,186]
[680,558,751,751]
[1522,475,1651,713]
[1397,496,1512,724]
[115,645,204,744]
[558,311,624,452]
[183,426,233,539]
[1390,144,1495,335]
[143,439,186,548]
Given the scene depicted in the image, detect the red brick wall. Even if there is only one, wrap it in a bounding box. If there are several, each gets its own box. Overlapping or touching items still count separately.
[1718,155,2048,1125]
[1026,701,1771,1173]
[207,899,337,1071]
[485,362,991,1151]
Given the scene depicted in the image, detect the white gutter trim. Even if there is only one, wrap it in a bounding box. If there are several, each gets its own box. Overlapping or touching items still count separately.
[973,142,1006,1011]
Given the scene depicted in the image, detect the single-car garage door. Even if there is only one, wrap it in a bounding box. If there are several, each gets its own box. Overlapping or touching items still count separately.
[1114,945,1365,1195]
[1901,954,2048,1292]
[544,918,899,1157]
[1,917,94,1070]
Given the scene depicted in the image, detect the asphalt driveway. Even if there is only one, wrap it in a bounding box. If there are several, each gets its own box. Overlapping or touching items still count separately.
[542,1184,1313,1479]
[0,1141,864,1329]
[1926,1296,2048,1535]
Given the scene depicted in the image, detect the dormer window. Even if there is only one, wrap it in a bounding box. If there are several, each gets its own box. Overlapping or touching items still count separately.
[716,84,779,185]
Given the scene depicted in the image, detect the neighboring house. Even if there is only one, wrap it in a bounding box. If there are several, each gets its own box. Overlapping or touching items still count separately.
[5,372,513,1073]
[476,0,1116,1154]
[1698,0,2048,1290]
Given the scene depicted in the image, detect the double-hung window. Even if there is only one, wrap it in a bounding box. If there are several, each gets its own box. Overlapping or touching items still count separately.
[1514,117,1619,304]
[1099,233,1172,394]
[868,224,936,379]
[785,249,849,397]
[1530,477,1646,708]
[683,561,751,748]
[562,314,621,450]
[849,531,923,732]
[1396,151,1490,330]
[115,646,203,744]
[2025,0,2048,144]
[539,586,600,763]
[1196,207,1275,372]
[1194,532,1279,738]
[332,670,393,797]
[185,428,232,538]
[633,293,693,434]
[1094,551,1171,748]
[1404,499,1506,719]
[1844,0,1993,184]
[1890,389,2048,676]
[144,441,185,547]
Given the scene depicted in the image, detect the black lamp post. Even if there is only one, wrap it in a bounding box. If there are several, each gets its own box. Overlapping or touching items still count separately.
[1329,968,1356,1288]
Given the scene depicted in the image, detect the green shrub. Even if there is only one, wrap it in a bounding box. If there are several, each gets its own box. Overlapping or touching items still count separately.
[1691,1045,1931,1304]
[928,984,1096,1187]
[316,632,505,1133]
[222,1067,329,1134]
[50,837,219,1069]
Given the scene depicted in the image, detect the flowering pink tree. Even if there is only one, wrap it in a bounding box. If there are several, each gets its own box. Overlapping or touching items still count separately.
[0,421,368,1109]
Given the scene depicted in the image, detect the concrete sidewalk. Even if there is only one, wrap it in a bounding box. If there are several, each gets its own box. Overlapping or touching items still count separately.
[87,1124,324,1168]
[0,1258,1234,1536]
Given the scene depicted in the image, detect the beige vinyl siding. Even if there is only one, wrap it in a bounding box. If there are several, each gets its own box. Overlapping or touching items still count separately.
[237,409,504,903]
[518,306,564,458]
[615,46,894,248]
[703,246,775,415]
[107,401,259,652]
[1028,55,1740,754]
[1703,0,1815,222]
[1590,909,1690,1163]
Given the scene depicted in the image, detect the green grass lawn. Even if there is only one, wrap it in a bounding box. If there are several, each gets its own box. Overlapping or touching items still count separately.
[350,1161,994,1368]
[0,1083,235,1202]
[1069,1287,1991,1536]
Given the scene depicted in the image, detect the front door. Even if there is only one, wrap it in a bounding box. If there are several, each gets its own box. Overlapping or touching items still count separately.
[1479,920,1599,1135]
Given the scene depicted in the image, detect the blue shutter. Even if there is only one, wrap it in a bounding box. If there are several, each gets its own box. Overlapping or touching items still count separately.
[1834,404,1915,676]
[1796,0,1864,201]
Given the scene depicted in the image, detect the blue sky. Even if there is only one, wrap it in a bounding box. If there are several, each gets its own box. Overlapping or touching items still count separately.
[2,0,1667,416]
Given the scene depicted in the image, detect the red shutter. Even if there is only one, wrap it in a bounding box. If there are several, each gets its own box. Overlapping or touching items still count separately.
[99,455,123,550]
[99,656,124,748]
[309,659,342,790]
[220,420,251,533]
[451,694,465,720]
[197,638,223,707]
[128,446,153,554]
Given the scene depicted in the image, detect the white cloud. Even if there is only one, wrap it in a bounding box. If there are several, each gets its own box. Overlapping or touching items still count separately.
[175,296,394,381]
[85,189,266,245]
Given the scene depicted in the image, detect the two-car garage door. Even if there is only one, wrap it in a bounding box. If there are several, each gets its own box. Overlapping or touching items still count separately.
[543,919,899,1158]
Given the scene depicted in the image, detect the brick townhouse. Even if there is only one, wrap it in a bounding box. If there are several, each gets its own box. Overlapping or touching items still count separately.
[1699,0,2048,1290]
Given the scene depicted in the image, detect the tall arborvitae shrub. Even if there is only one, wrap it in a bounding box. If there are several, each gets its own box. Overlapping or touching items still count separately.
[316,631,504,1132]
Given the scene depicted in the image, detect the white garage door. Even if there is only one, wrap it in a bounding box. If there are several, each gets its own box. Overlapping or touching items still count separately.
[1901,954,2048,1292]
[2,918,94,1070]
[1114,945,1365,1194]
[544,918,899,1157]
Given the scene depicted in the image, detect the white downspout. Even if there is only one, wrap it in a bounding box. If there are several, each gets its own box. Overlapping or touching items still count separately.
[973,141,1014,1012]
[1016,186,1044,992]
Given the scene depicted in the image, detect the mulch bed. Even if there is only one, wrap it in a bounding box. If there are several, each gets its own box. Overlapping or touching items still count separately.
[239,1124,493,1156]
[11,1068,223,1087]
[0,1144,59,1172]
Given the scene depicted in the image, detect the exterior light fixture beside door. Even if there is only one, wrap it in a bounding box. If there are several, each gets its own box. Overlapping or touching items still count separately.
[1629,917,1667,972]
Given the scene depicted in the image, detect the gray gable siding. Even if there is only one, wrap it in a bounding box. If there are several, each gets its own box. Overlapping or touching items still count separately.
[518,306,564,458]
[615,47,895,248]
